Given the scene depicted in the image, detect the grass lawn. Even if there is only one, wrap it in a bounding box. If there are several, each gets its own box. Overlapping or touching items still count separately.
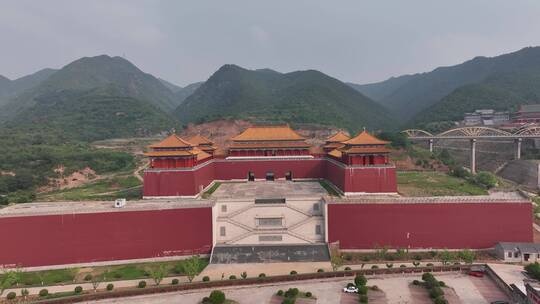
[397,171,488,197]
[201,182,221,199]
[38,176,142,201]
[1,258,209,288]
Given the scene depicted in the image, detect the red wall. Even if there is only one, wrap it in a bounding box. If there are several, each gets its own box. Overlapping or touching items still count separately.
[214,158,325,180]
[144,158,398,197]
[328,202,532,249]
[344,166,397,193]
[0,208,212,267]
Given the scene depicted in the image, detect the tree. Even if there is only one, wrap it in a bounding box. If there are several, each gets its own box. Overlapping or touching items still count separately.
[0,268,21,296]
[150,264,167,286]
[354,274,367,287]
[183,255,201,283]
[525,262,540,280]
[459,249,476,264]
[21,288,29,299]
[438,249,454,266]
[208,290,226,304]
[330,254,343,271]
[91,273,104,292]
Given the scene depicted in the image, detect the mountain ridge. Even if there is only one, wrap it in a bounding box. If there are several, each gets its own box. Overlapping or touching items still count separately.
[175,64,396,131]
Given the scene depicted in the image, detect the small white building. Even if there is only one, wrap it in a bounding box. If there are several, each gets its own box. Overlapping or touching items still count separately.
[495,242,540,263]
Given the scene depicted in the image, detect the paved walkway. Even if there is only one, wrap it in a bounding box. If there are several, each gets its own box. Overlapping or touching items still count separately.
[3,276,190,296]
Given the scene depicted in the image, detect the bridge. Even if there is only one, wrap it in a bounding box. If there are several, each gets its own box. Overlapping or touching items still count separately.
[401,126,540,174]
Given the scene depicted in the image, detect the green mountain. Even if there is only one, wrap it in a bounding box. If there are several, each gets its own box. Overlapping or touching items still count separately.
[4,86,178,142]
[351,46,540,122]
[159,78,183,93]
[413,68,540,127]
[175,65,395,131]
[0,69,58,107]
[0,55,177,121]
[175,81,203,104]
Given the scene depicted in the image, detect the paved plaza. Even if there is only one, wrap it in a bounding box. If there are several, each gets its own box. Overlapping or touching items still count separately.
[88,272,510,304]
[212,181,328,199]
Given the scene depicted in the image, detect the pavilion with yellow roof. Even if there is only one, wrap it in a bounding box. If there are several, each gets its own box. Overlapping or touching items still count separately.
[143,125,397,197]
[144,134,212,169]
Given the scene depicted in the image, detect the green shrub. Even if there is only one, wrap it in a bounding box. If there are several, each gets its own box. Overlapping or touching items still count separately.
[358,285,368,295]
[290,270,297,275]
[413,255,422,261]
[386,263,393,268]
[412,280,420,285]
[6,292,16,300]
[138,281,146,288]
[344,267,352,271]
[20,289,29,298]
[422,273,435,281]
[426,263,434,267]
[371,265,379,269]
[305,291,312,297]
[450,166,470,178]
[354,274,367,286]
[208,290,226,304]
[434,296,448,304]
[277,290,284,296]
[258,273,266,278]
[413,261,420,267]
[439,281,446,287]
[74,286,83,294]
[229,275,237,280]
[172,278,179,285]
[429,287,444,299]
[474,171,498,188]
[241,271,247,279]
[106,283,114,291]
[84,274,93,281]
[284,288,299,298]
[39,289,49,297]
[359,294,368,303]
[317,269,324,273]
[370,285,379,291]
[282,298,295,304]
[400,264,406,268]
[203,276,210,282]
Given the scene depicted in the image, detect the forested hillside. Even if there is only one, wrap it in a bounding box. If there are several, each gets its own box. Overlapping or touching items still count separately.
[351,46,540,123]
[176,64,396,132]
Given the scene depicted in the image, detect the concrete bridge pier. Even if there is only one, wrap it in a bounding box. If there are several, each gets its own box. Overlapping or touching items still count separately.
[470,139,477,174]
[515,138,522,160]
[428,139,434,153]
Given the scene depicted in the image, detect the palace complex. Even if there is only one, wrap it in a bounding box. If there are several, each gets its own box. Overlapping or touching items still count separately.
[143,125,396,197]
[0,125,533,268]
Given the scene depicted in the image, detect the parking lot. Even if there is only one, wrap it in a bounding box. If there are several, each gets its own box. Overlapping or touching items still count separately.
[90,272,510,304]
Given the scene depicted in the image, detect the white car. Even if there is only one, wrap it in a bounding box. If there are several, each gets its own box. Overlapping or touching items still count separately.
[343,286,358,293]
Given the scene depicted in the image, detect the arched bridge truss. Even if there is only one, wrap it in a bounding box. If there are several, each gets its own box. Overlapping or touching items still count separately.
[400,126,540,173]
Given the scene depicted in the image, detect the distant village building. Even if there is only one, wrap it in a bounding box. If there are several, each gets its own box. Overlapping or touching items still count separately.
[463,109,509,126]
[513,104,540,124]
[495,242,540,263]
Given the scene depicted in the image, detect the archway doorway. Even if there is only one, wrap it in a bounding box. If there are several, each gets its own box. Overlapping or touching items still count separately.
[285,171,293,181]
[266,172,274,181]
[248,171,255,181]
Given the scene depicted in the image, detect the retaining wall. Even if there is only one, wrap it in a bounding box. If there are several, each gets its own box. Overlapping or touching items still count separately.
[0,207,213,267]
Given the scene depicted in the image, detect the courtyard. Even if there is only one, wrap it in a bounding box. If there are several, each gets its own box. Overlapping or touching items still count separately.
[211,180,329,199]
[89,272,510,304]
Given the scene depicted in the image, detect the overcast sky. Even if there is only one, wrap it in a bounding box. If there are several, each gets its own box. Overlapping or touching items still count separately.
[1,0,540,86]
